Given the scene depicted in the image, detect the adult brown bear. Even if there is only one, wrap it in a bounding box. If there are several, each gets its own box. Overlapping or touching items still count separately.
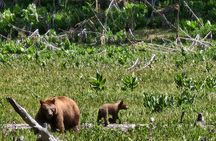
[35,96,80,133]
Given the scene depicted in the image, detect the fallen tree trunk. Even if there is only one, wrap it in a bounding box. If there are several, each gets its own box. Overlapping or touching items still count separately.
[6,97,58,141]
[3,122,149,133]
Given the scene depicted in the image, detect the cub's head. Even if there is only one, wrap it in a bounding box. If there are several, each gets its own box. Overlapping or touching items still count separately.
[40,98,57,119]
[118,100,128,110]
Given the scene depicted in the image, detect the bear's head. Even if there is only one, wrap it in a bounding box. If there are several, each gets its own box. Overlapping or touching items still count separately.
[40,98,57,120]
[118,100,128,110]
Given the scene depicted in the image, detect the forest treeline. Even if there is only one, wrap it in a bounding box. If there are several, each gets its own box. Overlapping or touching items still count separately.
[0,0,216,41]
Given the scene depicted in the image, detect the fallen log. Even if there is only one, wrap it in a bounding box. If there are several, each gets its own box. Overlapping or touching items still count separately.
[106,123,148,132]
[2,122,148,133]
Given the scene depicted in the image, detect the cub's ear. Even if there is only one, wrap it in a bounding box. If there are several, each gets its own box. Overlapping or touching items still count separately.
[119,100,124,105]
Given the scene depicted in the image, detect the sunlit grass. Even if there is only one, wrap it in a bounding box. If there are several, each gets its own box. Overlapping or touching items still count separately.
[0,45,215,140]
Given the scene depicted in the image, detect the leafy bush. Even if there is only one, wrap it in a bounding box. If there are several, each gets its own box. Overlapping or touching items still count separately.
[203,75,216,90]
[0,9,15,34]
[205,46,216,61]
[174,73,199,91]
[22,4,39,26]
[143,92,175,112]
[186,0,216,23]
[182,20,216,38]
[89,71,106,91]
[177,90,196,106]
[122,73,138,91]
[106,3,148,32]
[54,5,92,30]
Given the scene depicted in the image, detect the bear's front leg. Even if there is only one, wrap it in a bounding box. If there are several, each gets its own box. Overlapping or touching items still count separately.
[103,115,108,126]
[112,114,118,123]
[56,115,65,133]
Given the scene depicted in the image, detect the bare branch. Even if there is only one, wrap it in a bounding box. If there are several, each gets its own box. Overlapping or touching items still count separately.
[10,24,32,34]
[6,97,58,141]
[0,34,9,40]
[144,0,176,30]
[203,31,212,40]
[183,1,203,26]
[127,58,141,71]
[136,54,156,72]
[143,54,156,69]
[29,29,39,38]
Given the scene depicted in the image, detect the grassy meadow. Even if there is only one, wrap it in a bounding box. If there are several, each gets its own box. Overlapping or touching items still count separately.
[0,43,215,141]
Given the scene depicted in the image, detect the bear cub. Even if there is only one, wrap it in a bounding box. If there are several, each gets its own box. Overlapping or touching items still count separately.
[97,100,128,126]
[35,96,80,133]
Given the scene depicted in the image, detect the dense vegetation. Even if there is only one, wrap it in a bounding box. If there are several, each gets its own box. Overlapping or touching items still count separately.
[0,0,215,140]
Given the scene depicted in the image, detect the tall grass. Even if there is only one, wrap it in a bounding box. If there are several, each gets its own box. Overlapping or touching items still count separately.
[0,44,215,140]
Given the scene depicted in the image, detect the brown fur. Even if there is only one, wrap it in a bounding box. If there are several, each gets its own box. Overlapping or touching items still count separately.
[97,100,128,126]
[35,96,80,133]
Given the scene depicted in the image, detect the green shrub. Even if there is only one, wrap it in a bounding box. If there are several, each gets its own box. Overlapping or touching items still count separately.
[122,73,138,91]
[174,73,199,91]
[143,92,175,112]
[182,20,216,38]
[0,9,15,34]
[106,3,148,32]
[89,71,106,91]
[177,90,196,106]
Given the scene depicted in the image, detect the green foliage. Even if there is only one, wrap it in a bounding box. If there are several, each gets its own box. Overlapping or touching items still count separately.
[143,92,175,112]
[89,71,106,91]
[143,89,196,112]
[174,73,199,91]
[0,9,15,33]
[0,41,25,54]
[177,90,196,106]
[106,30,127,44]
[0,42,215,140]
[122,73,138,91]
[22,4,39,26]
[174,72,187,89]
[0,53,8,63]
[174,70,216,91]
[182,20,216,38]
[106,3,148,32]
[54,5,93,30]
[174,57,186,68]
[186,0,216,23]
[203,75,216,90]
[0,1,216,138]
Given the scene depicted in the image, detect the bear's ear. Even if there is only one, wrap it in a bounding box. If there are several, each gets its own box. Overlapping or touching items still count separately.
[119,100,124,105]
[40,100,44,105]
[51,98,55,104]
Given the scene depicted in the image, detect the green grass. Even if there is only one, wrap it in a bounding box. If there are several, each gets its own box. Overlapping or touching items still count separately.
[0,44,215,140]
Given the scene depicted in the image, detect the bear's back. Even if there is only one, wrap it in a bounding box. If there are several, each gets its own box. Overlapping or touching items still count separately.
[99,103,118,115]
[54,96,80,113]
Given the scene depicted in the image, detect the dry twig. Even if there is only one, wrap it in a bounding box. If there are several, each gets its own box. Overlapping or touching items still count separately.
[136,54,156,72]
[142,54,156,69]
[127,58,141,71]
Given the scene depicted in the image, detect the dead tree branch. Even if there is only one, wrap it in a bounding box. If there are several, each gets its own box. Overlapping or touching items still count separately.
[29,29,40,38]
[0,34,9,40]
[183,1,203,26]
[6,97,58,141]
[137,54,156,72]
[144,0,177,30]
[127,58,141,71]
[142,54,156,69]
